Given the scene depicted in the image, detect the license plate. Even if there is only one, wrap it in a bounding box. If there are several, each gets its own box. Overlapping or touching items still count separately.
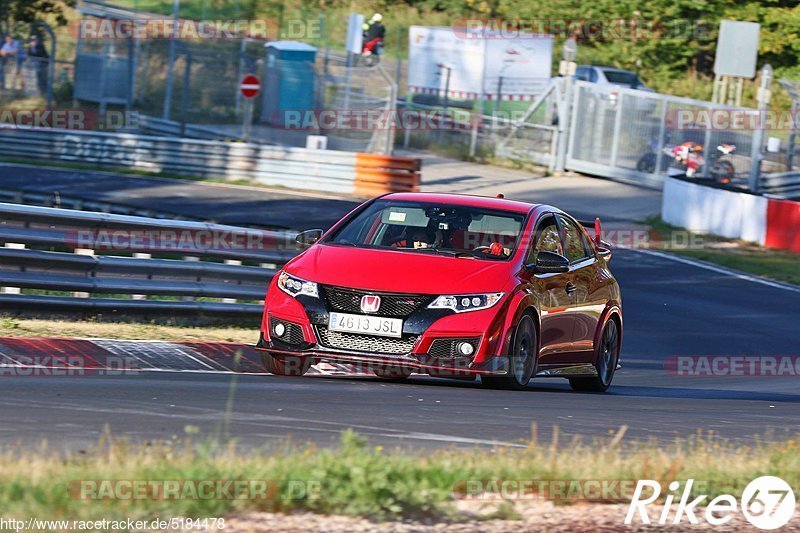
[328,312,403,338]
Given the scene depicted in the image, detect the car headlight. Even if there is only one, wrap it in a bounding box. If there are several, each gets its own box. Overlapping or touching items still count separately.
[277,271,318,298]
[428,293,504,313]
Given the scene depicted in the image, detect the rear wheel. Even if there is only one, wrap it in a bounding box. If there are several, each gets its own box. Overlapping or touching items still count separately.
[482,314,536,390]
[569,318,620,392]
[711,160,735,184]
[261,352,311,376]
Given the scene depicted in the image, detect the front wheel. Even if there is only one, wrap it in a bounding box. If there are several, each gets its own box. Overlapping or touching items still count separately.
[569,319,620,392]
[482,314,537,390]
[636,152,656,173]
[261,352,311,376]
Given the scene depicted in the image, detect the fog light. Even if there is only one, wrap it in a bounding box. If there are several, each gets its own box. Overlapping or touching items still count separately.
[273,322,286,337]
[457,342,475,356]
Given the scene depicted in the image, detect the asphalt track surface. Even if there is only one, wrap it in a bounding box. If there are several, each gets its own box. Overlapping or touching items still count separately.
[0,163,359,229]
[1,248,799,451]
[1,163,798,449]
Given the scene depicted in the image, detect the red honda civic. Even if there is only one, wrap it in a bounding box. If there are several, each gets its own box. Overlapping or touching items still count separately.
[256,192,622,391]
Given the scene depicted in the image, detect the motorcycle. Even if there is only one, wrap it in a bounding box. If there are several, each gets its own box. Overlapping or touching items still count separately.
[637,140,736,184]
[359,37,383,66]
[636,138,673,173]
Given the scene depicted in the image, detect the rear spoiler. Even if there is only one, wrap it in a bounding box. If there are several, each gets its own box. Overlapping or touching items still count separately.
[578,217,611,249]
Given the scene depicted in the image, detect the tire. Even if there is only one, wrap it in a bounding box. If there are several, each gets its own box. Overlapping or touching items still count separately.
[711,160,735,184]
[482,314,537,390]
[636,153,656,173]
[261,351,311,376]
[569,318,620,392]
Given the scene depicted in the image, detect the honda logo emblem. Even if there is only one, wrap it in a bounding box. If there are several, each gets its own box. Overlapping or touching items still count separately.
[360,295,381,313]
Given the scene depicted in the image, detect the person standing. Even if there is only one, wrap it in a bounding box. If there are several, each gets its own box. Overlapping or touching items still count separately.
[0,35,22,90]
[27,35,49,95]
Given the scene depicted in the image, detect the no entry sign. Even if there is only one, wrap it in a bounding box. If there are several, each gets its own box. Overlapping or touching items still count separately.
[240,74,261,99]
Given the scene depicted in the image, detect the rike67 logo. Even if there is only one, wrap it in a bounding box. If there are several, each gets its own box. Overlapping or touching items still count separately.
[626,476,796,530]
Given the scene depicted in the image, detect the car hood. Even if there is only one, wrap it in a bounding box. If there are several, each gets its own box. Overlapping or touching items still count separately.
[286,244,513,294]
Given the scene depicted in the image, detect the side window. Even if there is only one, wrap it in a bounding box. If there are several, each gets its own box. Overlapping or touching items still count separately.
[556,215,590,263]
[575,67,588,81]
[527,215,562,263]
[588,68,598,83]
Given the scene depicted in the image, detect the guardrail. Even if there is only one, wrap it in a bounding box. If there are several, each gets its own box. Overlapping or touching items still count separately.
[760,171,800,199]
[0,203,299,315]
[0,128,420,196]
[137,115,247,142]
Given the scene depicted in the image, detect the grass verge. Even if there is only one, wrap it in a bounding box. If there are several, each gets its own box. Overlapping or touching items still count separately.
[644,217,800,286]
[0,429,797,523]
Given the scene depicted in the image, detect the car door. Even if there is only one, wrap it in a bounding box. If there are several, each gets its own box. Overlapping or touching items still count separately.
[555,214,601,362]
[526,214,576,365]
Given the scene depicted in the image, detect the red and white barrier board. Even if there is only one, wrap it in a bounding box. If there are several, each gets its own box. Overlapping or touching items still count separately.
[662,176,800,253]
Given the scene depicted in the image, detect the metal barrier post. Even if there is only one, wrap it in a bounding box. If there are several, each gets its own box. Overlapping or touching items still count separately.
[73,248,94,298]
[163,0,180,120]
[749,64,773,193]
[1,243,25,295]
[132,252,151,300]
[654,102,668,174]
[609,94,624,167]
[222,259,242,303]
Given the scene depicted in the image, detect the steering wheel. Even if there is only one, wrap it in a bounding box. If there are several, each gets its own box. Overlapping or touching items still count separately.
[473,243,505,256]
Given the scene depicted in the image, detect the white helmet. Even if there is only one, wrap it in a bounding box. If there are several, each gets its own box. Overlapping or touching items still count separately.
[371,13,383,23]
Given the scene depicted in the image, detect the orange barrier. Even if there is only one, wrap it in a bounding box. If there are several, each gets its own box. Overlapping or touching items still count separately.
[354,153,421,196]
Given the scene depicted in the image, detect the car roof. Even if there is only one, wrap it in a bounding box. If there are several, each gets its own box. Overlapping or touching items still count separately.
[380,192,538,214]
[579,65,635,74]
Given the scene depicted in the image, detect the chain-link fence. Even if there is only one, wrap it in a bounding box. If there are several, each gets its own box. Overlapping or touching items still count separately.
[566,81,763,189]
[399,76,558,166]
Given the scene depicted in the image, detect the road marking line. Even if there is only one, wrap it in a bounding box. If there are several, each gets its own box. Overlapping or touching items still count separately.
[625,247,800,294]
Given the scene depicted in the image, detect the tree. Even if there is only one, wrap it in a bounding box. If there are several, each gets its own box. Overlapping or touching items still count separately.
[0,0,75,38]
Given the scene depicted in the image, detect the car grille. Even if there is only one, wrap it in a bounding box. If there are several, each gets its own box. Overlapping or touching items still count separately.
[321,286,430,318]
[315,326,418,355]
[269,317,305,345]
[428,337,481,359]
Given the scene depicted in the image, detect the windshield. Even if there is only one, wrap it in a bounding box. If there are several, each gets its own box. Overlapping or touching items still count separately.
[603,69,640,87]
[325,199,526,260]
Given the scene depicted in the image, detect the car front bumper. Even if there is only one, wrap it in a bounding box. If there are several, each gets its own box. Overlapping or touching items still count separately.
[255,333,510,376]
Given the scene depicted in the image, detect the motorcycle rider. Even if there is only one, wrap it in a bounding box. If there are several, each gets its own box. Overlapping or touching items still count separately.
[362,13,385,58]
[674,141,703,177]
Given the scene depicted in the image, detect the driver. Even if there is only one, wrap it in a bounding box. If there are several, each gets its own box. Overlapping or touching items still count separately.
[409,228,436,249]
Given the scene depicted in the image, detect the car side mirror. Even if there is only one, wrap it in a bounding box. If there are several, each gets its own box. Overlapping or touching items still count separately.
[295,229,323,247]
[525,251,569,274]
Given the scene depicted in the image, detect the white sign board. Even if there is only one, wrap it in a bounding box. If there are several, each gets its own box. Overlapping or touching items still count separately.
[714,20,760,79]
[408,26,552,101]
[346,14,364,55]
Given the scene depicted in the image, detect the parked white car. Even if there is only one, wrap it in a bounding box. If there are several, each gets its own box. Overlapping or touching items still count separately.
[574,65,656,112]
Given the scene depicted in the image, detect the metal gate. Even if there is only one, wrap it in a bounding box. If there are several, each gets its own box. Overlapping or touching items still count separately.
[565,81,760,189]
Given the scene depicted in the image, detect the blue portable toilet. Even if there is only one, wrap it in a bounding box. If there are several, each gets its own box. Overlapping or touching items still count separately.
[262,41,317,127]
